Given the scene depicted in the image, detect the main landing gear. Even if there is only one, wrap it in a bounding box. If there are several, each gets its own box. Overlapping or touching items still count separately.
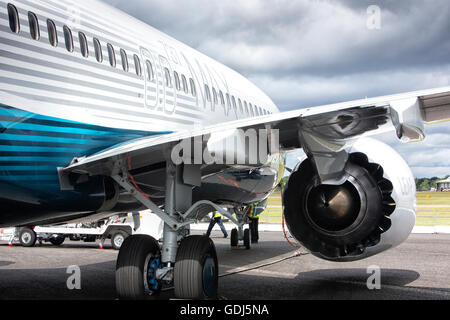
[230,228,251,250]
[116,234,218,300]
[112,162,220,300]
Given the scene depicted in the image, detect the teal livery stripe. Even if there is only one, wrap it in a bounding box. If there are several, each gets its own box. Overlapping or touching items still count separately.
[0,104,172,187]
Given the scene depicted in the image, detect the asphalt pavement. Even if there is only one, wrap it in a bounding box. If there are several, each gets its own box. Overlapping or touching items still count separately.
[0,232,449,300]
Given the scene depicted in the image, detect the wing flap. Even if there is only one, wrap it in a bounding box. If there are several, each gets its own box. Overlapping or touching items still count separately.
[419,91,450,123]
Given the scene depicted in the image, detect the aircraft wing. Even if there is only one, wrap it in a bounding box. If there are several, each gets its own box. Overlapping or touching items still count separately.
[64,86,450,182]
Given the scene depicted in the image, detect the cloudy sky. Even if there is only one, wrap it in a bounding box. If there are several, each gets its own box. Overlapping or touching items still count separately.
[104,0,450,178]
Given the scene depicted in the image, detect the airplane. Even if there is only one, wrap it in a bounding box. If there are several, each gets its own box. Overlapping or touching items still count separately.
[1,0,450,300]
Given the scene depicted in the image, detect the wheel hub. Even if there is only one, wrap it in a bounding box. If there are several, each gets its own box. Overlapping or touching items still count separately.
[144,253,162,295]
[202,256,217,297]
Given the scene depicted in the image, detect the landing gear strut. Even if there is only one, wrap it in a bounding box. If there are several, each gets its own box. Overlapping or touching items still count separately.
[113,161,219,299]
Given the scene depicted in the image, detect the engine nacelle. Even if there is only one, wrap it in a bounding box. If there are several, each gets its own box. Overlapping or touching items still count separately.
[283,137,416,261]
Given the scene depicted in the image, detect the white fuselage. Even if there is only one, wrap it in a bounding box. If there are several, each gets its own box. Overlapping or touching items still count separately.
[0,0,283,226]
[0,0,279,133]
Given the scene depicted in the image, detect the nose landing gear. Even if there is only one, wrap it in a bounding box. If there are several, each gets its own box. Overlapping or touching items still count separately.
[230,227,251,250]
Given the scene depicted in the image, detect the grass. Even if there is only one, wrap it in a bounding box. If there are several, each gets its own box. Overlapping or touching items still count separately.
[260,192,450,226]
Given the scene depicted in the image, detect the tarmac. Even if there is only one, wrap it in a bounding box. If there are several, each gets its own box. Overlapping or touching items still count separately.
[0,230,449,300]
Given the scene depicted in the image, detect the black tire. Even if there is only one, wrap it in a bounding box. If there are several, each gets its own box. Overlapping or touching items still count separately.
[243,229,250,250]
[174,235,218,300]
[19,228,36,247]
[111,231,128,250]
[116,235,161,299]
[83,235,97,242]
[49,235,65,246]
[230,228,238,247]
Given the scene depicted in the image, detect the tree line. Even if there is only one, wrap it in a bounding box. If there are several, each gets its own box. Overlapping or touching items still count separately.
[277,175,448,192]
[415,176,449,191]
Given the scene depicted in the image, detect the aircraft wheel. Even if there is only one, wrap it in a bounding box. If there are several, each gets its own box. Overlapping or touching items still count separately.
[49,235,65,246]
[174,235,218,300]
[19,228,36,247]
[230,228,238,247]
[116,235,162,299]
[243,228,251,250]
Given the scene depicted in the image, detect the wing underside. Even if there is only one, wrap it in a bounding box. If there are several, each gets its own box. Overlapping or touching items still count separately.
[64,86,450,183]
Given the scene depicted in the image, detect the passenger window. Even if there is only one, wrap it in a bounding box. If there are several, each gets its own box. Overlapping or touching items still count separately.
[134,55,142,77]
[238,99,243,114]
[226,94,231,107]
[93,38,103,63]
[244,101,249,115]
[181,75,188,93]
[47,19,57,47]
[79,32,89,58]
[7,4,20,34]
[190,78,196,97]
[120,49,128,72]
[249,103,254,116]
[28,12,40,40]
[174,71,181,91]
[254,106,259,116]
[107,44,116,67]
[219,91,225,106]
[205,85,211,102]
[212,88,218,104]
[63,26,73,52]
[232,96,237,112]
[146,60,154,81]
[164,68,172,87]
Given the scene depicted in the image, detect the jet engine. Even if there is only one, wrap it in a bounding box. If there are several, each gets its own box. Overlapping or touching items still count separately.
[283,137,416,261]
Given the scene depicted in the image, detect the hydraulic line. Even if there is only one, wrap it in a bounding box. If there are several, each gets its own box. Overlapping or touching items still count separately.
[126,153,154,203]
[280,183,302,249]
